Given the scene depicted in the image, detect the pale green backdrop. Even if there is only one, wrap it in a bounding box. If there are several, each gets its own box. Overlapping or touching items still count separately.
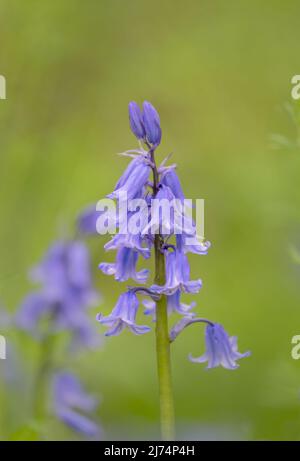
[1,0,300,440]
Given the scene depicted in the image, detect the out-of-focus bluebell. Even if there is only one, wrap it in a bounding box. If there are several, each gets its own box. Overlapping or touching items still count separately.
[15,240,101,349]
[53,372,101,438]
[77,204,102,235]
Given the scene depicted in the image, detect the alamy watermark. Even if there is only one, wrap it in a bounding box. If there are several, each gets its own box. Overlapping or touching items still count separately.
[0,75,6,99]
[291,75,300,100]
[291,335,300,360]
[95,192,205,246]
[0,335,6,359]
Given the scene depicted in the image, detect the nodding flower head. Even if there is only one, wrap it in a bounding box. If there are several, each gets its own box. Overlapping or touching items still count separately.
[107,156,151,201]
[97,290,151,336]
[161,169,185,202]
[151,248,202,295]
[128,101,146,140]
[142,101,162,146]
[99,247,149,284]
[189,323,251,370]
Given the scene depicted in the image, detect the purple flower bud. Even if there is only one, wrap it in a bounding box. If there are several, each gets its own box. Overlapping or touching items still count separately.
[189,323,251,370]
[142,101,162,146]
[128,101,146,140]
[53,372,101,438]
[97,290,151,336]
[99,247,149,283]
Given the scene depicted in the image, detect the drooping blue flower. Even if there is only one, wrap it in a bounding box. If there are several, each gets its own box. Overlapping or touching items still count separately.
[53,372,101,438]
[15,240,100,349]
[142,101,162,146]
[151,249,202,295]
[189,323,251,370]
[128,101,146,140]
[143,290,196,320]
[176,233,211,255]
[99,247,149,283]
[142,184,195,237]
[97,290,151,336]
[104,230,151,259]
[107,156,151,200]
[161,169,185,202]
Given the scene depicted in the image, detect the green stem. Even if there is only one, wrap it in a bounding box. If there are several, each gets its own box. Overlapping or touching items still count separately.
[154,238,175,440]
[33,333,55,421]
[149,144,175,440]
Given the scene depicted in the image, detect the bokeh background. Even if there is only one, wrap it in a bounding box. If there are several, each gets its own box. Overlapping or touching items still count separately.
[1,0,300,441]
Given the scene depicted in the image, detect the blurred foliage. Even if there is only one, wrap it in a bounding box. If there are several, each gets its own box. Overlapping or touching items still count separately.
[1,0,300,440]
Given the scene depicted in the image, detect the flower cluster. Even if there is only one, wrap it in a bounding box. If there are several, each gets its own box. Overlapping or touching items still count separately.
[15,240,101,350]
[14,239,102,436]
[96,100,250,370]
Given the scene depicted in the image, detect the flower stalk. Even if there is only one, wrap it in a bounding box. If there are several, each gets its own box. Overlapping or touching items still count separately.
[151,147,175,440]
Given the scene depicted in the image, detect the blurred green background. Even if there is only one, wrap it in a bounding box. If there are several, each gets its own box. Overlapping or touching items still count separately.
[1,0,300,441]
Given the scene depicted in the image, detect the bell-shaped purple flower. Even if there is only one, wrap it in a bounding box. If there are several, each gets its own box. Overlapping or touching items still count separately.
[104,231,151,259]
[99,247,149,283]
[189,323,251,370]
[97,290,151,336]
[142,185,195,237]
[143,289,196,320]
[53,372,101,438]
[142,101,162,146]
[176,233,211,255]
[161,169,185,202]
[108,156,150,201]
[151,249,202,295]
[128,101,146,140]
